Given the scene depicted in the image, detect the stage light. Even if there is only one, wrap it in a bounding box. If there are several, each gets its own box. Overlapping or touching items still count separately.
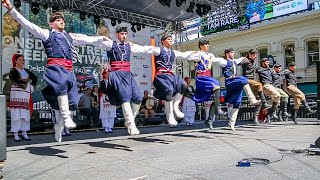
[131,23,137,33]
[203,4,211,15]
[111,18,117,26]
[176,0,186,7]
[186,1,195,13]
[80,11,86,21]
[141,24,146,29]
[14,0,21,9]
[159,0,172,7]
[31,2,40,15]
[136,24,141,31]
[43,3,48,10]
[52,4,59,12]
[196,3,203,16]
[117,19,122,24]
[94,15,101,26]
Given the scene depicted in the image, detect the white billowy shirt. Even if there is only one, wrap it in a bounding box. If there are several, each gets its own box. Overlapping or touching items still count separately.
[214,57,247,77]
[9,8,104,45]
[72,33,200,60]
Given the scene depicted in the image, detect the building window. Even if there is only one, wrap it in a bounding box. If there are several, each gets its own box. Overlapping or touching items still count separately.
[284,44,295,67]
[239,51,249,58]
[258,48,268,61]
[307,40,319,66]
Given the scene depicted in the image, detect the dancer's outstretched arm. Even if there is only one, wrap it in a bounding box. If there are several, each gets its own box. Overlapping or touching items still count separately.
[3,1,49,41]
[70,33,109,48]
[173,50,199,60]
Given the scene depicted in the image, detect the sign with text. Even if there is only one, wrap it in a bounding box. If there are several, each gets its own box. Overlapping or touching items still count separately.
[243,0,308,23]
[200,0,249,36]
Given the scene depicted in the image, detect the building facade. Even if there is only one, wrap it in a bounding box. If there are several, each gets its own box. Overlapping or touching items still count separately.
[177,10,320,93]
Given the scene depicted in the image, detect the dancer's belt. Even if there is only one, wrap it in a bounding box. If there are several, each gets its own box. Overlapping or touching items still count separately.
[156,68,174,75]
[196,70,212,76]
[47,58,73,71]
[110,61,130,72]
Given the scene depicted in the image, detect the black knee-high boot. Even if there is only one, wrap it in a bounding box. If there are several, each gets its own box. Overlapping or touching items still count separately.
[258,91,271,110]
[281,101,290,121]
[213,89,227,116]
[301,100,316,115]
[253,104,262,124]
[205,103,215,130]
[268,102,279,120]
[290,109,298,124]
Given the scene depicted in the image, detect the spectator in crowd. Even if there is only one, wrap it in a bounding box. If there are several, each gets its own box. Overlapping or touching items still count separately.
[78,87,96,126]
[182,77,196,126]
[92,84,100,108]
[140,90,155,119]
[9,54,38,141]
[91,84,100,126]
[99,70,116,133]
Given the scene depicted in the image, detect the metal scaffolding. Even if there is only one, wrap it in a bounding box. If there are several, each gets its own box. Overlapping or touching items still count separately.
[23,0,172,28]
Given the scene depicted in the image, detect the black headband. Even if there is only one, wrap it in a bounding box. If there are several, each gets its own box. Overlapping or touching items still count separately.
[50,15,64,23]
[161,34,172,41]
[116,26,128,33]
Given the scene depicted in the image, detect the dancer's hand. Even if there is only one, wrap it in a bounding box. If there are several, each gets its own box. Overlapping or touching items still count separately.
[2,0,13,10]
[102,36,111,41]
[69,33,80,40]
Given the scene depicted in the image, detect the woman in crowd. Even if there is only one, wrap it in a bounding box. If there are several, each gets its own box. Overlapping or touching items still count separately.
[182,77,196,126]
[99,70,116,133]
[9,54,37,141]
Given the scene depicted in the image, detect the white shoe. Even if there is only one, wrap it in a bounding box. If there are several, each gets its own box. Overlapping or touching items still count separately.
[122,102,140,135]
[125,121,140,135]
[54,124,63,142]
[228,108,239,132]
[104,128,110,133]
[228,122,236,131]
[173,93,184,119]
[57,95,77,129]
[165,101,178,126]
[243,84,261,106]
[64,118,77,129]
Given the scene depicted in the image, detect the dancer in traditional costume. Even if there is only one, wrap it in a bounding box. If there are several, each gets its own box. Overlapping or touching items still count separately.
[256,58,281,123]
[2,0,106,142]
[71,27,158,135]
[215,48,260,131]
[191,39,227,129]
[9,54,38,141]
[284,63,316,124]
[239,49,271,123]
[272,64,290,121]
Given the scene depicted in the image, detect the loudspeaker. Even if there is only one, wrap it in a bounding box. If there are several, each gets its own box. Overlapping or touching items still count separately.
[315,136,320,148]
